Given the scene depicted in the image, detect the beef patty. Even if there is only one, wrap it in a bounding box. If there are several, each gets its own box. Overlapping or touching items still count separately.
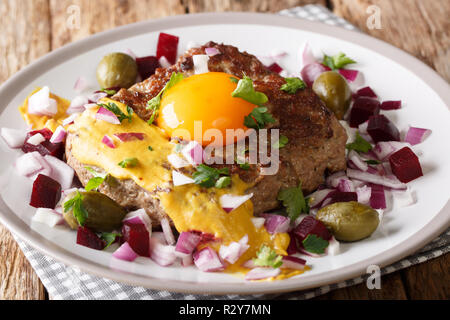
[66,42,347,225]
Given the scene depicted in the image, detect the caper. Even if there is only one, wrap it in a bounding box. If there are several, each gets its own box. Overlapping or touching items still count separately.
[312,71,351,119]
[63,191,127,232]
[316,201,379,242]
[96,53,138,89]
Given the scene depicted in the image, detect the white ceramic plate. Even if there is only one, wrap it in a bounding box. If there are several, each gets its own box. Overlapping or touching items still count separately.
[0,13,449,295]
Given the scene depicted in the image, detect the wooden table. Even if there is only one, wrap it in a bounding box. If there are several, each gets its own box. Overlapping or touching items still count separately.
[0,0,448,300]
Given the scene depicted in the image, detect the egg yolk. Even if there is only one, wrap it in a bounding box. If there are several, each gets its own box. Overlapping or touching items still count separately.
[156,72,256,146]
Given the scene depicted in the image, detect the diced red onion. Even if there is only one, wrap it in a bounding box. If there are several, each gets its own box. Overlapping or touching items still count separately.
[44,155,75,190]
[175,231,202,255]
[67,96,89,114]
[348,150,369,172]
[15,152,43,177]
[181,140,204,166]
[74,77,89,93]
[27,133,45,146]
[308,188,335,209]
[298,247,326,258]
[261,214,290,234]
[356,185,372,204]
[326,237,340,256]
[113,132,145,142]
[1,128,27,148]
[404,127,431,145]
[113,242,139,262]
[158,56,171,69]
[338,69,359,82]
[242,259,256,269]
[392,188,416,207]
[193,54,210,74]
[373,141,411,161]
[181,254,193,267]
[28,87,58,116]
[172,170,194,186]
[125,48,137,60]
[245,267,280,281]
[62,113,80,126]
[380,100,402,110]
[369,183,386,209]
[32,208,64,227]
[96,107,120,125]
[337,178,355,192]
[220,193,253,213]
[358,120,369,135]
[300,62,331,87]
[281,256,306,270]
[300,42,316,68]
[347,168,406,190]
[326,171,346,187]
[101,135,116,148]
[219,241,243,264]
[251,217,266,229]
[160,217,175,245]
[49,126,67,144]
[167,154,189,169]
[205,47,220,56]
[149,236,177,266]
[193,247,225,272]
[122,208,152,236]
[88,92,107,103]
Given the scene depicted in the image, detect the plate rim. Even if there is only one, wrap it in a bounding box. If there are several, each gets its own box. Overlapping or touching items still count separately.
[0,12,449,295]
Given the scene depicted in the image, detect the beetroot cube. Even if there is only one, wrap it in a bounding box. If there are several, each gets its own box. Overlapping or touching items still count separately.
[121,223,150,257]
[286,231,299,255]
[356,86,377,98]
[389,147,423,183]
[77,227,106,250]
[326,191,358,206]
[293,216,331,243]
[367,114,400,143]
[349,97,380,127]
[156,32,179,65]
[268,63,282,74]
[22,129,64,159]
[136,56,160,80]
[30,174,62,209]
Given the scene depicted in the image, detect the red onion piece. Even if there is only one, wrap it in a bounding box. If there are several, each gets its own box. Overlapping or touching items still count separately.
[337,178,355,192]
[160,218,175,245]
[27,133,45,146]
[167,154,189,169]
[300,42,316,68]
[62,113,80,126]
[101,135,116,149]
[175,231,202,255]
[193,247,225,272]
[220,193,253,213]
[347,168,407,190]
[193,54,210,74]
[74,77,89,93]
[251,217,266,229]
[1,128,27,149]
[181,140,204,166]
[15,152,44,177]
[300,62,331,87]
[150,236,177,266]
[338,69,359,82]
[404,127,431,145]
[326,236,340,256]
[113,132,145,142]
[28,87,58,116]
[369,183,386,209]
[67,96,89,114]
[32,208,64,227]
[281,256,306,270]
[348,150,369,172]
[245,267,280,281]
[380,100,402,110]
[172,170,194,186]
[219,241,245,264]
[44,155,75,190]
[307,188,335,209]
[156,32,179,65]
[88,92,107,103]
[205,47,220,56]
[356,185,372,204]
[261,214,290,234]
[49,126,67,144]
[158,56,171,69]
[113,242,139,262]
[96,108,121,125]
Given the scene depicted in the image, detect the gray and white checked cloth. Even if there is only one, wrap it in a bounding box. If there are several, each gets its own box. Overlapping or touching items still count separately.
[12,4,450,300]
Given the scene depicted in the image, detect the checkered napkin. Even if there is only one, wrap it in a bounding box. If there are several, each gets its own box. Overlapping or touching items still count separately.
[13,5,450,300]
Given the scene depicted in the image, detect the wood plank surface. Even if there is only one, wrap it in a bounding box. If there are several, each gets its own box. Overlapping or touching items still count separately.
[0,0,448,300]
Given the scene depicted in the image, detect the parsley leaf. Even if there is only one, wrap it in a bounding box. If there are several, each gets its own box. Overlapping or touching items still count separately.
[84,167,108,191]
[100,88,117,96]
[215,176,231,189]
[277,182,309,221]
[118,157,139,168]
[280,77,306,94]
[244,107,276,130]
[302,234,329,254]
[346,132,373,153]
[274,135,289,149]
[100,232,122,249]
[365,159,381,165]
[148,146,154,151]
[63,191,88,226]
[97,102,133,123]
[323,52,356,70]
[147,72,185,125]
[239,163,250,170]
[231,75,268,106]
[229,77,239,84]
[253,245,283,268]
[193,164,230,188]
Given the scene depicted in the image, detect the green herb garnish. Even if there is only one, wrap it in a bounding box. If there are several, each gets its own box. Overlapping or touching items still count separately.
[118,157,139,168]
[346,132,373,153]
[63,191,88,226]
[277,182,309,221]
[244,107,276,130]
[323,52,356,70]
[239,163,250,170]
[100,88,117,96]
[215,176,231,189]
[274,135,289,149]
[100,232,122,249]
[193,164,230,188]
[365,159,381,165]
[148,146,154,151]
[147,72,185,125]
[229,77,239,84]
[302,234,329,254]
[97,102,133,123]
[84,167,108,191]
[280,77,306,94]
[253,245,283,268]
[231,75,268,106]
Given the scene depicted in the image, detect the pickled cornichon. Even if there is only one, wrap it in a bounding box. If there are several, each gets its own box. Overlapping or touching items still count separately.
[312,71,351,120]
[63,191,127,232]
[316,201,379,242]
[96,53,138,89]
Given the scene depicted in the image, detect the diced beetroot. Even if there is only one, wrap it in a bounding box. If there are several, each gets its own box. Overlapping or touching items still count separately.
[369,183,386,209]
[22,129,64,159]
[77,226,106,250]
[136,56,160,80]
[367,114,400,143]
[30,174,62,209]
[326,191,358,206]
[293,216,332,243]
[356,86,377,98]
[267,63,282,74]
[389,147,423,183]
[349,97,380,128]
[380,100,402,110]
[156,32,179,65]
[287,231,299,255]
[121,223,150,257]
